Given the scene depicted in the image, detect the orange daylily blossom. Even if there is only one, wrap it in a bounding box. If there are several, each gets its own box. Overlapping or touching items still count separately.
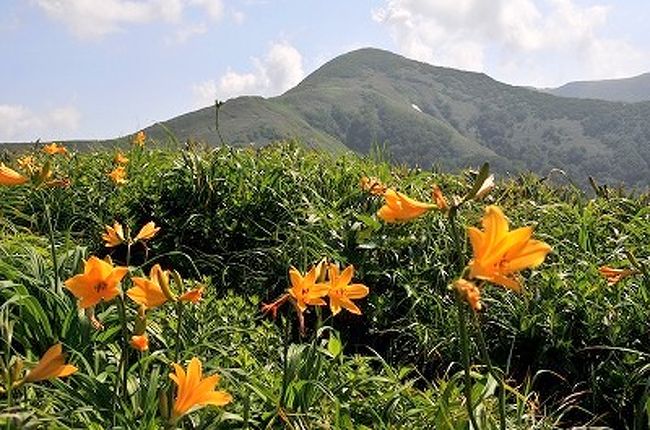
[132,131,146,147]
[377,188,436,223]
[169,357,232,421]
[468,206,551,291]
[108,165,127,184]
[130,334,149,352]
[454,279,482,312]
[431,184,449,212]
[360,176,387,196]
[16,155,37,174]
[288,265,329,313]
[64,256,129,308]
[127,264,169,309]
[134,221,160,242]
[598,266,639,286]
[24,343,77,383]
[325,264,369,315]
[42,142,68,155]
[179,286,204,304]
[114,151,129,165]
[102,222,126,247]
[0,163,28,186]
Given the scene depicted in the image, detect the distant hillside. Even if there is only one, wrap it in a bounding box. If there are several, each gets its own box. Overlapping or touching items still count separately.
[149,48,650,188]
[548,73,650,102]
[4,48,649,188]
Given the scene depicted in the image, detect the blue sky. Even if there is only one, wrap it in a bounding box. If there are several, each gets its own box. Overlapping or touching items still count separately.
[2,0,649,141]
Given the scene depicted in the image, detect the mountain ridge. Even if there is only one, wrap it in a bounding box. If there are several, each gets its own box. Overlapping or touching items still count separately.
[547,72,650,103]
[3,48,649,188]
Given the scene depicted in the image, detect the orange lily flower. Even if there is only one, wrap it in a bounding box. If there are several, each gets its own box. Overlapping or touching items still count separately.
[108,165,127,184]
[131,131,146,147]
[179,286,204,304]
[467,206,551,291]
[16,155,37,174]
[0,163,28,186]
[287,265,329,313]
[454,279,482,312]
[127,264,169,309]
[325,264,369,315]
[598,266,639,286]
[377,188,435,223]
[130,334,149,352]
[64,256,129,308]
[114,151,129,165]
[24,343,77,382]
[102,222,125,247]
[169,357,232,421]
[134,221,160,242]
[360,176,387,196]
[42,142,68,155]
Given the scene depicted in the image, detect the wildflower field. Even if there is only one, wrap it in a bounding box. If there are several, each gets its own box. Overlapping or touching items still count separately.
[0,137,648,429]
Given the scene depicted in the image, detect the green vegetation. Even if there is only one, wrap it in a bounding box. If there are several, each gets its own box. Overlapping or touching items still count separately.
[547,72,650,103]
[0,140,648,428]
[143,48,650,189]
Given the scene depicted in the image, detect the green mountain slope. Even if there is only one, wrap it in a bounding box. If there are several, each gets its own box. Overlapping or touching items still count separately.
[149,48,649,187]
[548,72,650,102]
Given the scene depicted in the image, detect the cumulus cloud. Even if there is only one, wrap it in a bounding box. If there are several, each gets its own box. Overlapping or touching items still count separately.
[0,104,81,141]
[373,0,650,86]
[35,0,224,39]
[192,41,305,106]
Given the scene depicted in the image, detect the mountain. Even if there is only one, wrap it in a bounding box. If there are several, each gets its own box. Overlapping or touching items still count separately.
[548,73,650,103]
[148,48,649,188]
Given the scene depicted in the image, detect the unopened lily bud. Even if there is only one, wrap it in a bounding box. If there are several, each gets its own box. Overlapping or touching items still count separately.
[474,174,495,200]
[160,269,178,302]
[11,357,24,383]
[314,258,329,283]
[159,390,170,420]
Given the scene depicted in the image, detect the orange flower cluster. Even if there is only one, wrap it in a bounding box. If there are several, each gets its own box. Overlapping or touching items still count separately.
[263,260,369,325]
[108,165,127,185]
[102,220,160,248]
[42,142,68,156]
[131,130,146,147]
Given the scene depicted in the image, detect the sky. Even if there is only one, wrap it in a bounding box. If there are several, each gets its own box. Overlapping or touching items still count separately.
[2,0,650,142]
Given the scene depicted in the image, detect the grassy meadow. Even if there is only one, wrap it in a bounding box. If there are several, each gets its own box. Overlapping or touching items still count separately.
[0,137,648,429]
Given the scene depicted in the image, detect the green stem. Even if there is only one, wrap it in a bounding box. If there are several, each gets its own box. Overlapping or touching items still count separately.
[448,207,479,429]
[173,302,184,363]
[456,298,480,430]
[117,296,129,403]
[5,375,12,430]
[43,202,60,294]
[474,315,507,430]
[279,314,291,409]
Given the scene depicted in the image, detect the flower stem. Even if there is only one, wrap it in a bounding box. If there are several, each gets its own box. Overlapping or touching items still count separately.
[456,297,480,430]
[43,201,60,295]
[473,314,507,430]
[447,206,479,429]
[117,295,129,403]
[173,301,184,363]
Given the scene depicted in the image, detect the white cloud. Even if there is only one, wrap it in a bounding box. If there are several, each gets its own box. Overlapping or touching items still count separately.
[192,41,305,106]
[0,104,81,141]
[35,0,224,40]
[373,0,650,86]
